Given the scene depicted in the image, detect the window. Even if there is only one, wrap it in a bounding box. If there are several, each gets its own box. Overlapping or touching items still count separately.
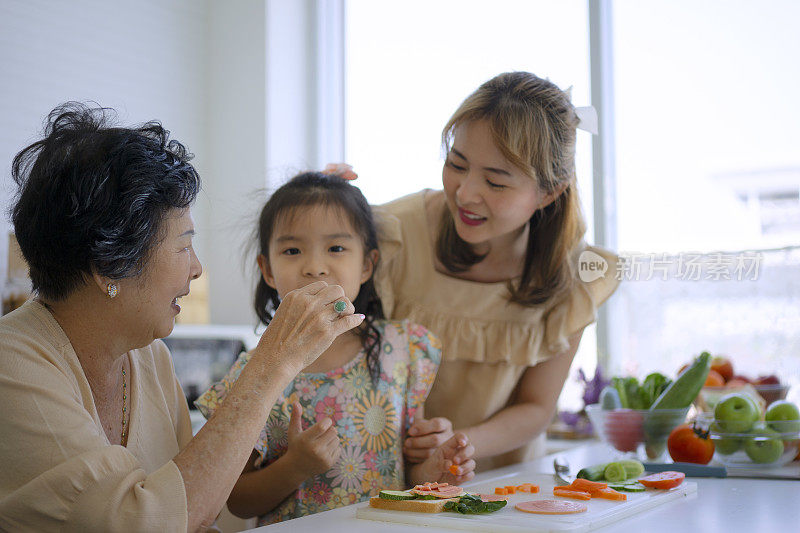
[611,0,800,401]
[345,0,596,410]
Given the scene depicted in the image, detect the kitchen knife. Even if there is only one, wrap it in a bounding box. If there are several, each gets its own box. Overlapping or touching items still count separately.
[643,462,727,477]
[644,462,800,479]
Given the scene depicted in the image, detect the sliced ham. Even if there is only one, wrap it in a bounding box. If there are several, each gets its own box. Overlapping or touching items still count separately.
[411,482,464,499]
[515,499,588,515]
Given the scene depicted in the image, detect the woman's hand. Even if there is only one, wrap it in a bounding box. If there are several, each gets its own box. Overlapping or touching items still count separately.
[322,163,358,180]
[403,416,455,463]
[284,403,341,478]
[254,281,364,374]
[409,433,475,486]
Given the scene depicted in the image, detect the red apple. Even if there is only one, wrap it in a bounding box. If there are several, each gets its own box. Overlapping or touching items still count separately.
[726,378,749,389]
[711,356,734,382]
[755,375,781,386]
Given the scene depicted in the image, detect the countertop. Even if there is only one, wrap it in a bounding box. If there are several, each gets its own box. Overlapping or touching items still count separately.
[244,442,800,532]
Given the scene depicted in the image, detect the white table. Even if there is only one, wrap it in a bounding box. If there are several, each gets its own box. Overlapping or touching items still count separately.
[245,442,799,532]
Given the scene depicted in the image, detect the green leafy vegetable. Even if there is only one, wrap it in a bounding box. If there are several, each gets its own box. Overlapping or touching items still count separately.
[443,494,508,514]
[641,373,672,408]
[609,374,673,410]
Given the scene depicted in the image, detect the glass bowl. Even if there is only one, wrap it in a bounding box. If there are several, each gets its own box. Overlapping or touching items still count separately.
[697,414,800,468]
[753,383,790,406]
[586,403,690,460]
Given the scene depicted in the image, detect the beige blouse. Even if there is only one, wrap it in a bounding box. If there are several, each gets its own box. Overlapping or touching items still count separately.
[374,191,620,471]
[0,300,192,532]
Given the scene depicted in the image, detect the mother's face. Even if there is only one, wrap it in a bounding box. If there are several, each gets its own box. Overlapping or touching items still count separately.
[117,208,202,344]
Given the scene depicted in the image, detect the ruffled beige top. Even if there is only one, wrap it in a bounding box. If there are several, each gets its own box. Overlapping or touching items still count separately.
[0,300,192,531]
[374,190,620,471]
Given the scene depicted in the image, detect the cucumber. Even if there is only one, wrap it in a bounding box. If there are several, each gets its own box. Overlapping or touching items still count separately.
[577,459,644,482]
[576,462,608,481]
[649,352,711,410]
[379,490,416,501]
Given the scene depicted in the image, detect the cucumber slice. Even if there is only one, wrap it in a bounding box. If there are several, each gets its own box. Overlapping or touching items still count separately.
[379,490,416,500]
[604,462,627,482]
[619,459,644,479]
[609,482,646,492]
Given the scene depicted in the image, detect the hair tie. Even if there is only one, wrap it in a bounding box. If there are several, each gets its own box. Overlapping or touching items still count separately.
[574,106,598,135]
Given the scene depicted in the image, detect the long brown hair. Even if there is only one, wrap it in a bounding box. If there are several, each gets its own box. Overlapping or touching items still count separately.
[437,72,586,306]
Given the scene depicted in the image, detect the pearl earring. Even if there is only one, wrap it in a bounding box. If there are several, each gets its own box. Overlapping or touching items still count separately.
[107,284,119,298]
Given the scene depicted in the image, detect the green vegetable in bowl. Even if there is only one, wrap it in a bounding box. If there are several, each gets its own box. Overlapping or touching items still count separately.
[600,385,622,410]
[641,372,672,408]
[612,377,649,410]
[650,352,711,410]
[641,352,710,459]
[607,373,672,411]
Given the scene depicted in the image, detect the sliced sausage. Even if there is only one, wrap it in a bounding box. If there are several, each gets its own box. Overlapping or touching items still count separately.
[515,499,588,515]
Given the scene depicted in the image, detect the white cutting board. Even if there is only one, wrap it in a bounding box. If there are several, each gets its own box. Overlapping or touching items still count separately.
[355,473,697,532]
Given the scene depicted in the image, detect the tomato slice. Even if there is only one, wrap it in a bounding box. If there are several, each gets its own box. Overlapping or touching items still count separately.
[638,471,685,490]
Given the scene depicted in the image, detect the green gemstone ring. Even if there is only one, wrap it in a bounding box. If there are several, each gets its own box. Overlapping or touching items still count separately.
[334,300,347,313]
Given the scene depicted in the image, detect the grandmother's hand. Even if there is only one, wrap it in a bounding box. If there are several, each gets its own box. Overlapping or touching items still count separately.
[253,281,364,374]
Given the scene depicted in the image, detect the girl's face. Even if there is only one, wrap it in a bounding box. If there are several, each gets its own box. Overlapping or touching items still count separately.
[259,204,376,302]
[442,120,557,249]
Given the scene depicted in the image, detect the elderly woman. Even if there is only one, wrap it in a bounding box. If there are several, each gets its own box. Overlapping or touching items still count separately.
[0,104,363,531]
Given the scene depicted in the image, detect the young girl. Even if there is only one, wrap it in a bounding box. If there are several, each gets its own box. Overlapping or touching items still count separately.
[371,72,620,472]
[195,172,474,525]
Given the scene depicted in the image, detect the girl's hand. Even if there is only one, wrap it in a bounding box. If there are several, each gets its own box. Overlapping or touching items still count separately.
[254,281,364,374]
[403,416,454,463]
[285,403,341,478]
[413,433,475,485]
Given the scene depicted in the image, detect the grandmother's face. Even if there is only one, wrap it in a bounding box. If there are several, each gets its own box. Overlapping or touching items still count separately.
[121,208,202,343]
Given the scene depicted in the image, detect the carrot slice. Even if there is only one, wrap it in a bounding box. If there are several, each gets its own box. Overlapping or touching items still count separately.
[553,488,591,500]
[505,485,517,494]
[529,484,540,493]
[592,487,627,501]
[569,478,608,492]
[495,487,508,495]
[448,464,459,475]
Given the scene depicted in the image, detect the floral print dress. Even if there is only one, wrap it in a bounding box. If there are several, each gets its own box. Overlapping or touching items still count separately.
[194,319,441,525]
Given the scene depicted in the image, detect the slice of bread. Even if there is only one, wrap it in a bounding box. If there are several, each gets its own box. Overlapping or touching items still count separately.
[368,496,458,513]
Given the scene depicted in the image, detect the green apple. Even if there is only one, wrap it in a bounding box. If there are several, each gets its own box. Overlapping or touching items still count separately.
[714,393,759,433]
[765,400,800,433]
[744,428,784,463]
[710,422,742,455]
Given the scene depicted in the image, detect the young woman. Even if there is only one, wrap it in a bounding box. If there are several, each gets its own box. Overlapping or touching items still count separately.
[373,72,620,471]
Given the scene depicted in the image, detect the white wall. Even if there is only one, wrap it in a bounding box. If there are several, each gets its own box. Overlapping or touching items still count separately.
[0,0,208,290]
[202,0,268,326]
[1,0,337,326]
[202,0,342,325]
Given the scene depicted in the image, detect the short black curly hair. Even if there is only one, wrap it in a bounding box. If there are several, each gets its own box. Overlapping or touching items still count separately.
[10,102,201,301]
